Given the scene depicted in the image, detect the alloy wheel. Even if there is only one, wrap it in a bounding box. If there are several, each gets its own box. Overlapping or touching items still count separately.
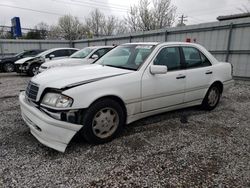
[92,107,119,139]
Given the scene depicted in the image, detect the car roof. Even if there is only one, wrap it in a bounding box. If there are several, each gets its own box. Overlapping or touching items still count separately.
[23,49,44,51]
[37,48,79,56]
[86,46,114,49]
[122,42,206,47]
[122,42,159,46]
[45,47,79,52]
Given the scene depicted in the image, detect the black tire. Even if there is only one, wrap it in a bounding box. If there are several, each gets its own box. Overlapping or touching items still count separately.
[80,98,125,144]
[202,85,221,110]
[28,63,40,76]
[3,62,15,72]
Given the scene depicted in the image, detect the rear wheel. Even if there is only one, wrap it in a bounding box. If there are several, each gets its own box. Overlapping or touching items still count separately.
[202,85,221,110]
[3,62,15,72]
[28,64,40,76]
[80,98,125,144]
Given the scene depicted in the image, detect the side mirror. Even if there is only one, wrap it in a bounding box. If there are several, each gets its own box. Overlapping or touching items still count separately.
[91,54,99,59]
[150,65,168,75]
[49,54,55,60]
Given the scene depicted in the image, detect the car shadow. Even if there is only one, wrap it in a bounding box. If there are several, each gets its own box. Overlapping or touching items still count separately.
[68,105,207,151]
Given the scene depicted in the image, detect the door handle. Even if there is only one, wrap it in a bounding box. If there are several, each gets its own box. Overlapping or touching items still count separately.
[176,75,186,79]
[205,70,213,75]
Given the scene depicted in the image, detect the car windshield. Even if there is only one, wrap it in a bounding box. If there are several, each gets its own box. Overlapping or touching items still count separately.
[70,47,94,58]
[14,51,25,57]
[96,45,154,70]
[35,49,53,58]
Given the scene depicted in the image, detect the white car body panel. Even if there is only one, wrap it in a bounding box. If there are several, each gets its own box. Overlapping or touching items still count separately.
[19,92,82,152]
[19,42,233,152]
[15,57,34,64]
[41,58,88,69]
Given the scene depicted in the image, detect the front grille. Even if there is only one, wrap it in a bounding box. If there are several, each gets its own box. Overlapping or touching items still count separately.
[25,81,39,102]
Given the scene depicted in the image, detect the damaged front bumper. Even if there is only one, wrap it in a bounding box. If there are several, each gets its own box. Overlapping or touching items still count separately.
[15,64,28,73]
[19,91,83,152]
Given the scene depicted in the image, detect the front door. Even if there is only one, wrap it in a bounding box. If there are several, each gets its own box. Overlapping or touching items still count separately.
[141,46,186,112]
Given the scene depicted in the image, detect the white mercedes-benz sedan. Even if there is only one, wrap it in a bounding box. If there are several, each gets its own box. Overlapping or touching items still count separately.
[19,42,234,152]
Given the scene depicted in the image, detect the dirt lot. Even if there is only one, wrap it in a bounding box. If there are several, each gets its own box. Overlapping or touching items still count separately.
[0,73,249,187]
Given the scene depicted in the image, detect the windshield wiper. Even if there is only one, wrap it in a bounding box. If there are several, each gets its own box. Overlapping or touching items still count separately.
[104,64,136,71]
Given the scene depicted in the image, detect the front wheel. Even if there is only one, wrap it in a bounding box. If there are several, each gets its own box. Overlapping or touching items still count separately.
[80,98,125,144]
[3,62,15,72]
[28,64,40,76]
[202,85,221,110]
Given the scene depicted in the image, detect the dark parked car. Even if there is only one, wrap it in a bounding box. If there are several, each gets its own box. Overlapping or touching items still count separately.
[15,48,79,76]
[0,49,45,73]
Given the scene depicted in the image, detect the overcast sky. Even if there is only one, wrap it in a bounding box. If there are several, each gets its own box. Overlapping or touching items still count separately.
[0,0,249,29]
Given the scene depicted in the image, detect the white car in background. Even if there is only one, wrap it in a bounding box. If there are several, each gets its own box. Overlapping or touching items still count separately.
[19,42,233,152]
[15,47,78,76]
[38,46,114,73]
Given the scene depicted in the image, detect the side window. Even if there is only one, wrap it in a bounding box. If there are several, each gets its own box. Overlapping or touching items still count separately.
[200,52,212,66]
[29,50,38,55]
[182,47,211,68]
[51,50,69,57]
[154,47,181,71]
[92,48,111,58]
[23,51,34,57]
[69,49,77,56]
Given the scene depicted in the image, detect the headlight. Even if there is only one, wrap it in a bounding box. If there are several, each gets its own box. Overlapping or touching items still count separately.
[41,93,73,108]
[23,62,28,66]
[39,57,45,62]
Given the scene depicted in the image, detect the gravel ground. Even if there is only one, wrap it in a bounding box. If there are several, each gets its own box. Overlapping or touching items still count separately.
[0,73,249,187]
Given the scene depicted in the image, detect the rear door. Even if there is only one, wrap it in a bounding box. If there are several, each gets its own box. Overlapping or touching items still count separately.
[141,46,186,112]
[181,46,213,103]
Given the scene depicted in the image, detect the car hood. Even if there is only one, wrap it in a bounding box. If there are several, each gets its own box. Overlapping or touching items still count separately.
[15,57,34,64]
[42,58,88,68]
[0,57,14,62]
[32,64,133,90]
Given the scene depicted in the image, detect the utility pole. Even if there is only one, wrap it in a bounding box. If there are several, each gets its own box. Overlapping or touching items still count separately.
[178,15,188,26]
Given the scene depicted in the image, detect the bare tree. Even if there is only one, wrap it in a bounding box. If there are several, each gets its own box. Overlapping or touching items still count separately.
[57,15,86,40]
[138,0,154,31]
[114,20,129,35]
[102,15,117,36]
[35,22,49,39]
[86,9,122,37]
[0,27,6,39]
[85,9,105,37]
[125,0,176,32]
[0,26,12,39]
[152,0,176,29]
[238,0,250,13]
[125,6,140,32]
[47,25,62,40]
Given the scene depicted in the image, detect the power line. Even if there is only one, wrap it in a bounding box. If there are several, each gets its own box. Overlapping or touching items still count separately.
[52,0,129,13]
[0,3,88,21]
[69,0,129,10]
[0,4,65,16]
[176,0,249,24]
[0,25,47,32]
